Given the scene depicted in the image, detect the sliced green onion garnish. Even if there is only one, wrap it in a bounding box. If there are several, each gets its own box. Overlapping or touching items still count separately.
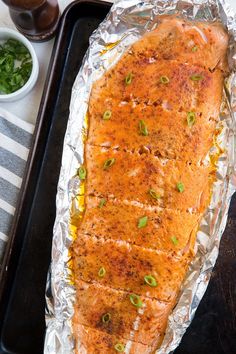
[148,188,161,200]
[176,182,184,193]
[125,72,133,85]
[144,275,157,287]
[102,313,111,323]
[187,112,196,127]
[0,38,32,94]
[78,166,86,180]
[192,46,198,52]
[138,216,148,228]
[139,120,148,136]
[129,294,143,308]
[190,74,203,81]
[99,198,107,208]
[160,76,170,84]
[103,110,112,120]
[98,267,106,278]
[171,236,179,245]
[114,343,125,352]
[103,158,116,170]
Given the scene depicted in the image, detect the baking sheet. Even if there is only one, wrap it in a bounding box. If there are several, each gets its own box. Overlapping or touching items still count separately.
[45,1,236,353]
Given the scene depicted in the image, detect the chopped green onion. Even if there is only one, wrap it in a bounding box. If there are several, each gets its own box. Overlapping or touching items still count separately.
[125,72,133,85]
[187,112,196,127]
[148,188,161,200]
[0,38,32,94]
[102,313,111,323]
[138,216,148,229]
[114,343,125,352]
[171,236,179,245]
[103,158,116,170]
[103,110,112,120]
[192,46,198,52]
[129,294,143,308]
[139,120,148,136]
[176,182,184,193]
[144,275,157,287]
[98,267,106,278]
[99,198,107,208]
[190,74,203,81]
[78,166,86,180]
[160,76,170,84]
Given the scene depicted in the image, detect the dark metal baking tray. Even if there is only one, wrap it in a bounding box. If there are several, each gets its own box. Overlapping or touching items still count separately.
[0,1,235,353]
[0,1,111,353]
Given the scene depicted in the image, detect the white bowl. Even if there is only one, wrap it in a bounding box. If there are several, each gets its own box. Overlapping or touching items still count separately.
[0,27,39,102]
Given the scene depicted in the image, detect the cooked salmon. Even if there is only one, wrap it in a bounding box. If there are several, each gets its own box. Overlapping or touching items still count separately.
[73,323,156,354]
[88,101,221,162]
[90,61,223,121]
[73,233,190,302]
[74,280,173,346]
[81,196,200,254]
[85,146,214,213]
[72,14,228,353]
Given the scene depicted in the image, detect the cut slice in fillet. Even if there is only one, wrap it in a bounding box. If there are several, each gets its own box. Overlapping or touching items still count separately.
[88,102,218,162]
[81,196,200,254]
[74,323,155,354]
[72,233,190,303]
[129,16,229,71]
[90,60,224,121]
[85,145,214,213]
[73,280,173,347]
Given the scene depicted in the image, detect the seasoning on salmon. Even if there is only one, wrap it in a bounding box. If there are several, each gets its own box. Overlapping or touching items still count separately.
[71,14,229,353]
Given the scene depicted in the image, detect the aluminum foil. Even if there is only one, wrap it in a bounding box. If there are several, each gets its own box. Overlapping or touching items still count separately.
[44,0,236,353]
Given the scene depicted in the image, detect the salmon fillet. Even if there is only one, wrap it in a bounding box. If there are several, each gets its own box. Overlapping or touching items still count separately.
[85,145,214,213]
[73,323,155,354]
[90,61,223,121]
[73,233,190,302]
[88,102,220,162]
[128,17,228,71]
[74,280,173,346]
[71,14,228,353]
[81,196,200,254]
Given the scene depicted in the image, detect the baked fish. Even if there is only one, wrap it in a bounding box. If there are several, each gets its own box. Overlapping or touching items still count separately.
[72,15,229,353]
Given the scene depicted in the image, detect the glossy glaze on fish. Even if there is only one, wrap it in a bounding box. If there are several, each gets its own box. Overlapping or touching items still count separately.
[72,14,228,353]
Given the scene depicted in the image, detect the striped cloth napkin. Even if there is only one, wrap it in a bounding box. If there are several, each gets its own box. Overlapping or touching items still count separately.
[0,107,34,269]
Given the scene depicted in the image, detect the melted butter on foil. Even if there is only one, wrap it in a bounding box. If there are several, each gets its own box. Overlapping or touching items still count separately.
[70,112,88,233]
[81,112,88,143]
[210,125,225,167]
[68,187,85,285]
[68,114,88,285]
[100,39,122,55]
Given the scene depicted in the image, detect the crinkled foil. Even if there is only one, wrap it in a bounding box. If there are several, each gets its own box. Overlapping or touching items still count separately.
[44,1,236,353]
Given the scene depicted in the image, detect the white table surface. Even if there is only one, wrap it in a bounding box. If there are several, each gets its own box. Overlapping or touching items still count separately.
[0,0,235,124]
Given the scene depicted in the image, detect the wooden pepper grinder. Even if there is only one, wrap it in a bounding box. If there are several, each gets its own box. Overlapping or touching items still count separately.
[2,0,60,42]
